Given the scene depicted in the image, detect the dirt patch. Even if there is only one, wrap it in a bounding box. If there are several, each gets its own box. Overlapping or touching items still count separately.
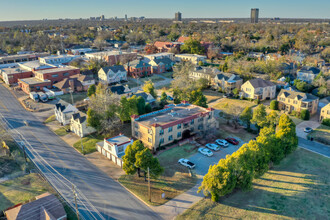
[21,177,31,186]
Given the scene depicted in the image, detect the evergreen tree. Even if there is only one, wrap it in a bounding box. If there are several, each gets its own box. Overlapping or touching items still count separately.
[251,104,267,130]
[276,114,298,156]
[137,96,146,115]
[87,84,96,97]
[122,140,145,176]
[135,148,164,180]
[119,96,131,122]
[240,107,253,129]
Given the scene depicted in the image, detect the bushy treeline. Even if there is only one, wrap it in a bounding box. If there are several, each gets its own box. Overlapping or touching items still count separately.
[198,114,298,201]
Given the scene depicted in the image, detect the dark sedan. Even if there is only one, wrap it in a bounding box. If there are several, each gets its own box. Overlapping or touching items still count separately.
[225,137,239,145]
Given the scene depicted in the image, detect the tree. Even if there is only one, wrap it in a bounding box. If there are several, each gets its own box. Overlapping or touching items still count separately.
[300,109,310,120]
[198,61,204,66]
[180,38,205,55]
[251,104,267,130]
[135,148,164,181]
[232,88,239,96]
[143,80,157,98]
[87,84,96,97]
[145,103,152,113]
[87,108,102,130]
[322,118,330,127]
[196,78,209,90]
[160,91,168,107]
[144,45,158,54]
[189,89,208,108]
[128,95,139,116]
[269,100,278,110]
[137,96,146,115]
[276,114,298,156]
[240,107,253,129]
[122,140,145,176]
[266,110,279,128]
[119,96,131,122]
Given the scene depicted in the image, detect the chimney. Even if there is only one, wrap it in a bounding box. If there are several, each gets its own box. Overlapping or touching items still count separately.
[69,79,75,91]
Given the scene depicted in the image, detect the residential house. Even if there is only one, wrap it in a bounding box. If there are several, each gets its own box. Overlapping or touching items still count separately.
[189,66,221,84]
[96,134,133,167]
[53,74,95,94]
[153,41,180,53]
[130,91,156,106]
[277,89,319,115]
[149,57,175,74]
[5,192,66,220]
[320,103,330,122]
[124,60,152,78]
[54,100,78,125]
[175,54,206,65]
[297,66,320,83]
[70,111,96,137]
[108,85,131,95]
[241,78,276,100]
[131,101,218,151]
[280,62,297,75]
[98,65,127,84]
[214,72,243,93]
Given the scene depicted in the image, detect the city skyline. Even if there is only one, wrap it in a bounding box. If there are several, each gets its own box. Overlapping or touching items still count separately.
[0,0,329,21]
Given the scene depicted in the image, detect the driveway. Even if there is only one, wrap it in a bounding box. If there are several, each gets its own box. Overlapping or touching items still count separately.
[188,140,245,176]
[296,120,320,139]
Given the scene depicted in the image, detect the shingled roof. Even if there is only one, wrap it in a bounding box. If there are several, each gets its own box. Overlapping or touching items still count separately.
[248,78,275,88]
[278,89,318,101]
[299,66,320,75]
[100,65,126,73]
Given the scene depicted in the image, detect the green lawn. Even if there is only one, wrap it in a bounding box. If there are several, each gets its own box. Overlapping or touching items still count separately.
[308,124,330,145]
[203,90,223,104]
[58,92,87,104]
[44,115,56,124]
[160,72,174,78]
[214,98,256,115]
[126,78,140,88]
[72,134,103,155]
[54,125,70,136]
[177,148,330,220]
[140,75,165,84]
[119,144,198,206]
[289,115,304,126]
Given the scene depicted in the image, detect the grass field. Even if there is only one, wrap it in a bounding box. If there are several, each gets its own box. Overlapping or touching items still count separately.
[58,92,87,104]
[140,75,165,84]
[119,144,198,206]
[44,115,56,124]
[177,148,330,220]
[160,72,174,78]
[203,90,223,104]
[213,98,256,115]
[54,125,70,136]
[308,124,330,145]
[126,78,140,88]
[72,134,103,154]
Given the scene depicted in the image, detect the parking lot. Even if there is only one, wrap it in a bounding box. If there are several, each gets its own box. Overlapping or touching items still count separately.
[187,138,246,176]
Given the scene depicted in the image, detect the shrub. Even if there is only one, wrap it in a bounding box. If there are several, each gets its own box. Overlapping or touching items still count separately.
[290,110,299,117]
[270,100,278,110]
[254,99,260,104]
[321,118,330,127]
[300,109,310,120]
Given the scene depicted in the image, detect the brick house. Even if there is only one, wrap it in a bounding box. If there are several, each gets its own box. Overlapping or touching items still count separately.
[131,102,218,152]
[53,74,95,94]
[277,89,319,115]
[149,57,175,74]
[124,60,152,78]
[153,41,180,53]
[241,78,276,100]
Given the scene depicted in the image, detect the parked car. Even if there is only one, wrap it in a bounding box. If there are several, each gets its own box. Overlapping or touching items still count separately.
[225,137,239,145]
[178,158,195,169]
[198,147,213,157]
[216,139,229,147]
[205,143,221,151]
[304,127,313,133]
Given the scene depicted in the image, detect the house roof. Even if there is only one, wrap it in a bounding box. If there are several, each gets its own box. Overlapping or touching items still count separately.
[72,112,87,123]
[215,72,242,82]
[278,89,318,101]
[299,66,320,75]
[131,91,155,103]
[125,60,151,68]
[105,134,132,146]
[177,36,190,43]
[100,65,126,74]
[4,192,66,220]
[248,78,275,88]
[154,41,174,49]
[53,78,82,90]
[108,85,129,95]
[152,57,173,66]
[55,99,77,113]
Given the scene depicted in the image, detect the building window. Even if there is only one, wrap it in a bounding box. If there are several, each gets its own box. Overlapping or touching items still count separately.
[168,135,173,141]
[160,138,164,144]
[198,124,203,130]
[293,100,297,104]
[190,127,194,132]
[52,74,58,78]
[135,131,139,136]
[135,124,139,129]
[198,117,203,122]
[177,132,181,138]
[190,119,194,125]
[118,145,124,153]
[159,129,164,135]
[148,129,152,134]
[168,127,173,132]
[246,88,251,92]
[148,137,152,143]
[63,72,69,76]
[177,124,182,129]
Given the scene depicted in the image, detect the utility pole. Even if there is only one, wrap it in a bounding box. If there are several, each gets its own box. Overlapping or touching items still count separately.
[72,185,80,220]
[148,167,151,202]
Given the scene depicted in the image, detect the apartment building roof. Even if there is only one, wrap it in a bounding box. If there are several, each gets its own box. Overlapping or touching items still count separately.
[34,66,78,74]
[278,89,318,102]
[248,78,275,88]
[19,77,51,85]
[133,102,213,128]
[105,134,131,146]
[0,67,30,75]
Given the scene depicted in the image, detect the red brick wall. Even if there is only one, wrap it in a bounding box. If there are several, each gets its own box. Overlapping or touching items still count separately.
[35,69,80,83]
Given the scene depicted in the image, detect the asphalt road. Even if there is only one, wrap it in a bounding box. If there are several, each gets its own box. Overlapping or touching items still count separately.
[0,84,160,220]
[298,137,330,158]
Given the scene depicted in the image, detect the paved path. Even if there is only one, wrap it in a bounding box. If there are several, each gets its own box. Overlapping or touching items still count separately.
[296,120,321,139]
[298,137,330,158]
[0,83,160,220]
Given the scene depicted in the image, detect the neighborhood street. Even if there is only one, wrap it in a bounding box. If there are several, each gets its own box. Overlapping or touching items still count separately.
[0,83,160,220]
[298,137,330,158]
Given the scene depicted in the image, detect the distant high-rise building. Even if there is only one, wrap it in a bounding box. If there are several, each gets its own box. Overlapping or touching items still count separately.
[125,14,128,21]
[175,12,182,21]
[251,8,259,23]
[100,15,105,21]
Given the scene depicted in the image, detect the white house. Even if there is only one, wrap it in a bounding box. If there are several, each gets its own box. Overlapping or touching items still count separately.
[70,111,96,137]
[297,66,321,83]
[96,134,133,167]
[98,65,127,84]
[54,100,78,125]
[175,54,207,65]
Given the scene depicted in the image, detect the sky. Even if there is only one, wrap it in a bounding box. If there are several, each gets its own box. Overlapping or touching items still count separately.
[0,0,329,21]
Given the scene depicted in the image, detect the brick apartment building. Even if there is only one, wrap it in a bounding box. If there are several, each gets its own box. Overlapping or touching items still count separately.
[131,102,218,151]
[124,59,152,78]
